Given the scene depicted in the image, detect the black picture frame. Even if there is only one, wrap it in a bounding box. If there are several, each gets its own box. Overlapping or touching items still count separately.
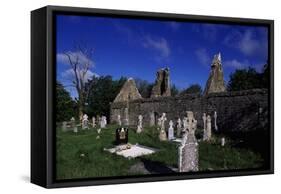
[31,5,274,188]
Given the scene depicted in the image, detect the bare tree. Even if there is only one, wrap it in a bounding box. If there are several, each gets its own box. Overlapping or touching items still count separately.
[63,44,94,119]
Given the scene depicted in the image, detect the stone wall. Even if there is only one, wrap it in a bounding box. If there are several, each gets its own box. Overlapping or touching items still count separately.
[110,89,268,133]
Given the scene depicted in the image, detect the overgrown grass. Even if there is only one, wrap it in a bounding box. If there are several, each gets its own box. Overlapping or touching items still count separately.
[56,124,263,180]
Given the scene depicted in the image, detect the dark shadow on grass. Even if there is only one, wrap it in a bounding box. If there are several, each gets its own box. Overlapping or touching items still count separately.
[140,158,176,174]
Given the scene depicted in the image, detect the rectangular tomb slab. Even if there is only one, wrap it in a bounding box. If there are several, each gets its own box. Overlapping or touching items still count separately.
[105,144,158,158]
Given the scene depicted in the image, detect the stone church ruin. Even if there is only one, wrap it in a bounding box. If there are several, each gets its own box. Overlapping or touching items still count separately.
[110,53,268,133]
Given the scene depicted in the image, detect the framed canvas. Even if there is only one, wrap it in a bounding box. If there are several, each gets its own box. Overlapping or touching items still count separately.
[31,5,274,188]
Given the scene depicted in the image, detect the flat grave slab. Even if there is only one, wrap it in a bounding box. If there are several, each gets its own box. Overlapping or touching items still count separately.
[104,144,158,158]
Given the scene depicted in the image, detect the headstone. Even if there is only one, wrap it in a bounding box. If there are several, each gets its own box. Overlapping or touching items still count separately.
[176,118,182,137]
[168,120,174,140]
[159,129,167,141]
[178,132,199,172]
[82,114,89,129]
[159,113,168,141]
[117,114,122,126]
[214,111,218,131]
[92,116,96,128]
[124,108,129,126]
[149,112,155,126]
[202,113,207,132]
[157,118,162,129]
[136,115,143,133]
[70,117,77,133]
[182,117,188,132]
[160,113,167,131]
[97,128,101,134]
[115,127,129,145]
[203,115,212,141]
[62,121,67,132]
[185,111,197,136]
[221,137,225,147]
[73,127,78,133]
[100,116,107,128]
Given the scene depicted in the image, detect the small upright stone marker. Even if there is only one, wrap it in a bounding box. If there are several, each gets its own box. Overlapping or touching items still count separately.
[221,137,225,147]
[176,118,182,137]
[136,115,143,133]
[159,113,167,141]
[168,120,174,140]
[62,121,67,132]
[203,115,212,141]
[214,111,218,131]
[82,114,89,130]
[117,114,122,126]
[92,116,96,128]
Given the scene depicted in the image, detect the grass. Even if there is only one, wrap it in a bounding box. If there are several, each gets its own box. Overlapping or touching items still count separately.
[56,124,263,180]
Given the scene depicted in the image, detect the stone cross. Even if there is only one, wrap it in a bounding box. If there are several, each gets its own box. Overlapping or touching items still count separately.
[159,113,167,141]
[176,118,182,137]
[203,115,212,141]
[117,114,122,126]
[136,115,143,133]
[168,120,174,140]
[186,111,197,135]
[82,114,89,130]
[214,111,218,131]
[92,116,96,128]
[178,132,199,172]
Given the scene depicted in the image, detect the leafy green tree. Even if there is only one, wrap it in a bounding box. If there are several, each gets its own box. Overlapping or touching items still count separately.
[171,84,179,96]
[180,84,202,95]
[227,67,261,91]
[135,78,153,98]
[56,82,76,122]
[85,76,126,119]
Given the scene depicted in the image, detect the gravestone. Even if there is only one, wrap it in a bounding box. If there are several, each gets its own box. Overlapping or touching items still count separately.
[117,114,122,126]
[214,111,218,131]
[168,120,174,140]
[176,118,182,137]
[221,137,225,147]
[62,121,67,132]
[203,115,212,141]
[186,111,196,133]
[136,115,143,133]
[100,116,107,128]
[82,114,89,130]
[149,112,155,126]
[124,108,129,126]
[202,113,207,132]
[178,132,199,172]
[159,113,167,141]
[115,127,129,145]
[182,117,188,132]
[92,116,96,128]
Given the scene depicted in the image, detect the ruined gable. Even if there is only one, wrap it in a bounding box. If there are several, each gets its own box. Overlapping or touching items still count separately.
[113,78,142,102]
[203,53,226,95]
[150,68,171,98]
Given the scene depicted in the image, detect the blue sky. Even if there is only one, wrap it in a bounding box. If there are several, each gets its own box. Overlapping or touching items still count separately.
[56,14,268,98]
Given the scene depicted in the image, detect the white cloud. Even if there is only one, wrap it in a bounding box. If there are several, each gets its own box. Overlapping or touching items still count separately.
[142,36,171,59]
[57,51,95,67]
[224,59,249,69]
[61,68,99,84]
[224,29,267,57]
[195,48,211,66]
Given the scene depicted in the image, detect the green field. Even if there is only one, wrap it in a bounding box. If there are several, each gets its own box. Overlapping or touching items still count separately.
[56,124,263,180]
